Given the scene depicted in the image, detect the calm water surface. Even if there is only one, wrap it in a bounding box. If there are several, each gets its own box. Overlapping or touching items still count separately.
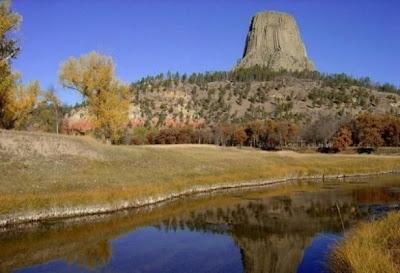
[1,176,400,273]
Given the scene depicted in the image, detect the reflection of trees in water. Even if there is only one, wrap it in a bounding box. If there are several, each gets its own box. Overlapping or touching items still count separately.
[159,195,359,234]
[158,194,362,273]
[352,186,400,203]
[0,232,113,273]
[65,240,111,269]
[2,183,393,273]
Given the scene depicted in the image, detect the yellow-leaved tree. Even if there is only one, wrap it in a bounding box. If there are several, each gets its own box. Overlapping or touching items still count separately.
[0,0,39,129]
[0,0,20,62]
[59,51,130,143]
[1,77,40,129]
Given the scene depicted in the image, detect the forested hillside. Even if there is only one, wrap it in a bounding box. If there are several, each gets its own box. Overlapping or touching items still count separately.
[128,67,400,127]
[58,66,400,149]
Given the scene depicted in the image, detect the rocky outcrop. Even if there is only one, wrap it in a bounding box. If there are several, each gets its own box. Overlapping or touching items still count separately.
[237,11,315,71]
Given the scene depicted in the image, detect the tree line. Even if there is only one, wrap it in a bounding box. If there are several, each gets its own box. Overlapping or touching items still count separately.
[112,113,400,153]
[120,120,299,149]
[331,113,400,152]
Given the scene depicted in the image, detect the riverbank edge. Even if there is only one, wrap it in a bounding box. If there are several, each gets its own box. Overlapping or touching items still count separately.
[329,212,400,273]
[1,170,399,229]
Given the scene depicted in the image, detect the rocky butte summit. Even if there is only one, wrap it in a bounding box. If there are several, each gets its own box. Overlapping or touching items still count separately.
[236,11,315,71]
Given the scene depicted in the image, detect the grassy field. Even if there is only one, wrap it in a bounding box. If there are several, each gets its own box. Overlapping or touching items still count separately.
[330,212,400,273]
[2,129,400,225]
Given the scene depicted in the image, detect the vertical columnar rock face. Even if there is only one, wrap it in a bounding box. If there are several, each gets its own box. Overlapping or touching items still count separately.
[236,11,315,71]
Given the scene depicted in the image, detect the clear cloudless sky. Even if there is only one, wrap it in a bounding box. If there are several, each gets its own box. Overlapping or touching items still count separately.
[11,0,400,105]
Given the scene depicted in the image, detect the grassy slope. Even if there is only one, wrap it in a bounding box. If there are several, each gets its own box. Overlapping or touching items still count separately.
[1,129,400,224]
[330,212,400,273]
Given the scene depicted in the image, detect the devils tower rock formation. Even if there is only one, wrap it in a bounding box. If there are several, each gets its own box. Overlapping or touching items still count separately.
[237,11,315,71]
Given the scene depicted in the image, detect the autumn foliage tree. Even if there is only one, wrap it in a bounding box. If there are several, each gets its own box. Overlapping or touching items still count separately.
[59,52,130,143]
[0,0,20,62]
[0,80,40,129]
[245,120,263,147]
[331,126,352,151]
[0,0,39,129]
[381,114,400,146]
[328,113,400,151]
[350,114,384,148]
[276,121,299,147]
[233,126,247,147]
[358,127,384,148]
[259,121,280,149]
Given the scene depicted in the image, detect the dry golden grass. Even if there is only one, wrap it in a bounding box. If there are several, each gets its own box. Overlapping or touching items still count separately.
[1,129,400,222]
[330,212,400,273]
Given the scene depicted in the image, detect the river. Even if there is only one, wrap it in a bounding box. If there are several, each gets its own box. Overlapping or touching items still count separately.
[1,175,400,273]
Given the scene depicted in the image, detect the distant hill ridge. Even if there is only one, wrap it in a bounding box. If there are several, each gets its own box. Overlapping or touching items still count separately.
[122,68,400,127]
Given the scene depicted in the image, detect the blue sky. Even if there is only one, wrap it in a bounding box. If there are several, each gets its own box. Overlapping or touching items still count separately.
[11,0,400,105]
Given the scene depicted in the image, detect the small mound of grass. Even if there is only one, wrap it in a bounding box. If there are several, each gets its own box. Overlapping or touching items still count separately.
[330,212,400,273]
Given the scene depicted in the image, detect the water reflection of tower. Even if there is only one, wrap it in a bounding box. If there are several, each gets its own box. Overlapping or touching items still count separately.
[167,193,355,273]
[229,197,312,273]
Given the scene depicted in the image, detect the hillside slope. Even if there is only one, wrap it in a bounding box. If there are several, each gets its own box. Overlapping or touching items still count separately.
[125,71,400,127]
